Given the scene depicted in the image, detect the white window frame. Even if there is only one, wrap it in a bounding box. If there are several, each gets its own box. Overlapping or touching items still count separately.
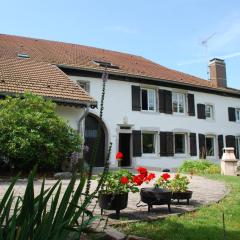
[205,104,214,120]
[172,92,186,115]
[174,133,187,156]
[141,88,156,112]
[205,135,216,158]
[142,131,157,156]
[236,108,240,122]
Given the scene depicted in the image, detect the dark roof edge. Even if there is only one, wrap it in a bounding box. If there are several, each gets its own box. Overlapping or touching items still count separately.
[58,64,240,98]
[0,91,97,108]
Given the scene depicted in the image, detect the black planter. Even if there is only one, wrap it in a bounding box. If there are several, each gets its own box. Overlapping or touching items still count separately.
[140,188,172,212]
[98,192,128,219]
[172,190,193,205]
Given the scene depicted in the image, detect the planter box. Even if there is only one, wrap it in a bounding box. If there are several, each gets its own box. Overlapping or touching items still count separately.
[98,192,128,219]
[172,190,193,205]
[140,187,172,212]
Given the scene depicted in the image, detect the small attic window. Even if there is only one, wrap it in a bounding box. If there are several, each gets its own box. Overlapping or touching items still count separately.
[93,60,119,69]
[17,53,30,58]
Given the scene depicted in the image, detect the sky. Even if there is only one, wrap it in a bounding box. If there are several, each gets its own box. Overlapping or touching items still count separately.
[1,0,240,88]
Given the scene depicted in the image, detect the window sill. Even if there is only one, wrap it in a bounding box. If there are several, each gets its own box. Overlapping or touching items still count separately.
[174,154,190,158]
[142,154,158,158]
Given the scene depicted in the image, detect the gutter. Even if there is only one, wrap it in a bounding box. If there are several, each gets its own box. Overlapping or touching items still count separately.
[58,64,240,97]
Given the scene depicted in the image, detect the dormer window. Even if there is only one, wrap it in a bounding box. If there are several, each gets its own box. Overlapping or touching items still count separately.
[93,60,119,69]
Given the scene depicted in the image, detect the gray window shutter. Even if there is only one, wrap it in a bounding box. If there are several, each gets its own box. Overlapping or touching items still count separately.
[132,86,141,111]
[198,134,206,159]
[165,91,173,114]
[166,132,174,156]
[197,104,206,119]
[190,133,197,156]
[158,89,165,113]
[160,132,167,156]
[132,130,142,157]
[160,132,174,156]
[225,135,235,147]
[218,135,224,159]
[188,94,195,116]
[228,107,236,122]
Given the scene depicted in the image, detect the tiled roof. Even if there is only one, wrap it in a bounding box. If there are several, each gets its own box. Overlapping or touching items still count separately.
[0,57,96,105]
[0,34,214,88]
[0,34,239,96]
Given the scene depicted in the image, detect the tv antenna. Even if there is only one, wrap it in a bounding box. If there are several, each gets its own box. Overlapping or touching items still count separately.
[201,32,216,79]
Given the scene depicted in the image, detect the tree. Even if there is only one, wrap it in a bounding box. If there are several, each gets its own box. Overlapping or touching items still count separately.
[0,93,82,171]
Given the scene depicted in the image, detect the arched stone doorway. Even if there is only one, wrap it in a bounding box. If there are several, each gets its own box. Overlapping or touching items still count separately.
[84,114,107,167]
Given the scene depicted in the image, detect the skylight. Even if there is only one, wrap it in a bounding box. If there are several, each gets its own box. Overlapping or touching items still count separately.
[17,53,30,58]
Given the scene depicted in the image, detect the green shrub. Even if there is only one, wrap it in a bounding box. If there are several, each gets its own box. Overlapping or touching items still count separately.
[0,93,82,171]
[178,159,220,175]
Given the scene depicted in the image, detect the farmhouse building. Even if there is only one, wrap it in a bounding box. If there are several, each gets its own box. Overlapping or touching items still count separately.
[0,34,240,169]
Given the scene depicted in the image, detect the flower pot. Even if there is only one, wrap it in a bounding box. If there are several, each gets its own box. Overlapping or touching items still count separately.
[172,190,193,205]
[140,187,172,212]
[98,192,128,219]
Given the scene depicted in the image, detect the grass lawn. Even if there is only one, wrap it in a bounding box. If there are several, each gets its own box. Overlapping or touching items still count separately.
[117,175,240,240]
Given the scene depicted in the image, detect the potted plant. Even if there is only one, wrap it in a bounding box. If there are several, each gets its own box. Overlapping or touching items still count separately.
[140,172,172,212]
[155,173,192,205]
[170,173,192,205]
[97,156,155,219]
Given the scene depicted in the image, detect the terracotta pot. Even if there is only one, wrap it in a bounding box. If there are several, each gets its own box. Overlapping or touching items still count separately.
[140,187,172,212]
[98,192,128,219]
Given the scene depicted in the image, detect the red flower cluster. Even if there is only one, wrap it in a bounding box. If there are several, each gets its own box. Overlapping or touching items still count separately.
[162,173,171,181]
[132,167,155,185]
[120,176,129,184]
[116,152,123,160]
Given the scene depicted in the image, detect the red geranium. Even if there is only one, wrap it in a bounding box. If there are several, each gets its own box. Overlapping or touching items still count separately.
[116,152,123,160]
[132,175,143,186]
[146,173,156,181]
[162,173,171,181]
[137,167,148,177]
[120,176,129,184]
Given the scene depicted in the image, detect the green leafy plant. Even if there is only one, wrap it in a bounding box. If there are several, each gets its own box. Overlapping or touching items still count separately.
[178,160,220,175]
[155,173,190,192]
[0,92,82,171]
[0,169,96,240]
[169,173,190,192]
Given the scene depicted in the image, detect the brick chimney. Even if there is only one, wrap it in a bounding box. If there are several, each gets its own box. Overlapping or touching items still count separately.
[209,58,227,88]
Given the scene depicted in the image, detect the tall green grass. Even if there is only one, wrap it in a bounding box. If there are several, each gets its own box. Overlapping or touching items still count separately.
[0,169,96,240]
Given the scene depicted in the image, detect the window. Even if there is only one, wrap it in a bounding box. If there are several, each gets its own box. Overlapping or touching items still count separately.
[172,92,185,114]
[236,108,240,122]
[77,80,90,92]
[206,136,215,157]
[142,132,156,154]
[141,89,156,111]
[174,133,186,154]
[205,105,214,119]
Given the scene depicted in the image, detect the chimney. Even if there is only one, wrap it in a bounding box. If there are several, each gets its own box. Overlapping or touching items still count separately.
[209,58,227,88]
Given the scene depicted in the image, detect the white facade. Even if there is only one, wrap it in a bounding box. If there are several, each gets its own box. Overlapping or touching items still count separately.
[69,75,240,169]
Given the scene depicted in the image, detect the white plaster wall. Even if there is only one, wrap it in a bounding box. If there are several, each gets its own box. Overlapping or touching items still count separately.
[55,105,84,131]
[69,75,240,169]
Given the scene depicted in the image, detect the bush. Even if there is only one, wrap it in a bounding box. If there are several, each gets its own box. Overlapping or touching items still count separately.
[178,159,220,175]
[0,93,82,171]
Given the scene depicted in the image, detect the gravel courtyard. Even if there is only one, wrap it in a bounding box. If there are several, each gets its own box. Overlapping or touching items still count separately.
[0,172,228,224]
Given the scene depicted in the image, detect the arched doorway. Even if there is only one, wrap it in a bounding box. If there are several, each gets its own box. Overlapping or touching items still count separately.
[84,114,106,167]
